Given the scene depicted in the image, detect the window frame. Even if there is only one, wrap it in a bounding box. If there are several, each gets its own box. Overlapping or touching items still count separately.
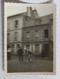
[14,32,18,41]
[26,31,30,39]
[7,33,10,42]
[44,29,49,38]
[35,30,39,38]
[15,20,18,28]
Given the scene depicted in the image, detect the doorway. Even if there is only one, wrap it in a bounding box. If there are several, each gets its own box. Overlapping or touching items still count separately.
[43,44,49,57]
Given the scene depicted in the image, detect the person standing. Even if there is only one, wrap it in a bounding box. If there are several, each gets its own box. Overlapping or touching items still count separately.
[17,47,23,62]
[28,49,33,62]
[23,48,28,62]
[7,47,11,60]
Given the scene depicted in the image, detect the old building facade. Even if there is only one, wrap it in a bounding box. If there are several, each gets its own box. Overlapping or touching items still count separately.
[7,7,39,53]
[22,14,53,58]
[7,7,53,58]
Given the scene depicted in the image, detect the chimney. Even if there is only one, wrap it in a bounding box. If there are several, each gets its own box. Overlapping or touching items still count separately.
[27,7,32,17]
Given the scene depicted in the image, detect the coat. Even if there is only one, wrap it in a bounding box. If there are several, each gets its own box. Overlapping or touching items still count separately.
[17,48,23,56]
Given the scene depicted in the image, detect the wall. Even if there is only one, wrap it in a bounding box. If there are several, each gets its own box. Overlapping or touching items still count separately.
[22,25,52,42]
[24,14,53,27]
[7,15,23,43]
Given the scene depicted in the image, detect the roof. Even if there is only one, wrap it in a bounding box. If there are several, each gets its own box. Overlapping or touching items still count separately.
[33,14,53,20]
[7,10,36,18]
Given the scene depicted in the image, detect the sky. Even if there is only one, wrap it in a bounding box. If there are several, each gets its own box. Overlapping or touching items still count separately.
[6,3,56,17]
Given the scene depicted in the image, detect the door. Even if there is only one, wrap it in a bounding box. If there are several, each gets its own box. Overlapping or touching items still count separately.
[43,44,49,57]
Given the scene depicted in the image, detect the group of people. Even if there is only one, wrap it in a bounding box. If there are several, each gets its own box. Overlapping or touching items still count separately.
[7,46,33,62]
[17,47,33,62]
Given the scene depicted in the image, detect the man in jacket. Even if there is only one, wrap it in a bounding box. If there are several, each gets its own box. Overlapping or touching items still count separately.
[17,47,23,62]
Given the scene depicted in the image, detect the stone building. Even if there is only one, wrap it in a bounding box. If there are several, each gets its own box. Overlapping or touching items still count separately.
[7,7,39,53]
[22,14,53,58]
[7,7,53,58]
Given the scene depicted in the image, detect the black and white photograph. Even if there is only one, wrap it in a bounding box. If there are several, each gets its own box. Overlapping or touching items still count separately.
[4,3,56,74]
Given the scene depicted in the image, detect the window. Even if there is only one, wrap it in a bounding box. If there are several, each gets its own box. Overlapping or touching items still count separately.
[26,32,30,39]
[50,19,53,24]
[7,22,10,30]
[7,33,10,42]
[14,32,18,41]
[17,44,20,48]
[26,45,30,49]
[35,30,39,38]
[12,44,14,48]
[35,44,39,53]
[50,19,53,22]
[44,29,49,38]
[7,33,10,36]
[15,20,18,28]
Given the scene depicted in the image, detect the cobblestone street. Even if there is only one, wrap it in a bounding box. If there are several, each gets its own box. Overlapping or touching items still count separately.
[7,58,53,72]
